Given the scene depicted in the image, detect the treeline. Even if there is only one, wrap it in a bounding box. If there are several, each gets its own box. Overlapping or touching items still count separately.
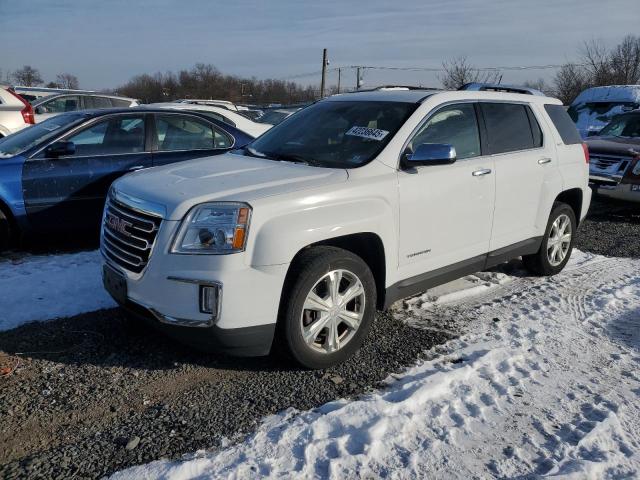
[116,63,318,105]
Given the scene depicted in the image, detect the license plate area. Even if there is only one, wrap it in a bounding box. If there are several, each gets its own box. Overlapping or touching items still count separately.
[103,264,128,304]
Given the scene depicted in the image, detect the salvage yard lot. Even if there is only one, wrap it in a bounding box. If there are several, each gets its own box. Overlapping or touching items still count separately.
[1,195,639,479]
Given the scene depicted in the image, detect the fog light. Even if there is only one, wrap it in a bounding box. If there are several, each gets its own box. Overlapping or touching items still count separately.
[199,285,219,315]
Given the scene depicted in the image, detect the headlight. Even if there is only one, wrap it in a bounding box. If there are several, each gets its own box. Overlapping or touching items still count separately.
[172,202,251,254]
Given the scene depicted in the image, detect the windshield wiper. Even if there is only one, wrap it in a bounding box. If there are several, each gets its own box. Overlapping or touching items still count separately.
[269,152,319,166]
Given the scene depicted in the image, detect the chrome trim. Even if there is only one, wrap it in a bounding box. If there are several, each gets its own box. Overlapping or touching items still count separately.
[103,228,150,252]
[111,189,166,218]
[149,308,216,328]
[167,276,223,324]
[107,200,158,232]
[101,240,145,269]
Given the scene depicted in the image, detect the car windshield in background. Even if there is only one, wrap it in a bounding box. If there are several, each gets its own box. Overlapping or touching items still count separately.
[599,114,640,138]
[245,101,417,168]
[256,110,291,125]
[0,113,85,158]
[568,101,640,136]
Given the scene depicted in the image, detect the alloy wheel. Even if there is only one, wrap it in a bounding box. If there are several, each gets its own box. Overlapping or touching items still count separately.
[547,213,572,266]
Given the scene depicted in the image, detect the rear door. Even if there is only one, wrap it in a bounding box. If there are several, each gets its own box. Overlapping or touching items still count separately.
[151,112,234,166]
[34,95,81,122]
[479,102,556,251]
[22,113,152,233]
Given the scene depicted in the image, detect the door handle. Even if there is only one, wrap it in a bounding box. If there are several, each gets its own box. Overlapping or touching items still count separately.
[472,168,492,177]
[538,157,552,165]
[128,165,145,171]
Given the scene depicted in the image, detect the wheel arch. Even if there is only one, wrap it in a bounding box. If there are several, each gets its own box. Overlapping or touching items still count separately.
[555,188,583,226]
[282,232,387,310]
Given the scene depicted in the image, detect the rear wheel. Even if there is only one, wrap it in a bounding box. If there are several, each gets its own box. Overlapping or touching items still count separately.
[278,246,376,369]
[523,202,576,276]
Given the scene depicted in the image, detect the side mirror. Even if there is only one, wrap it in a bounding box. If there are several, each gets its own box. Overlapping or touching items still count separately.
[45,141,76,158]
[403,143,456,167]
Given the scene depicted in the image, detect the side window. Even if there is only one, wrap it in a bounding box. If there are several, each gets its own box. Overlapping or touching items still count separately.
[39,96,80,114]
[155,114,232,151]
[481,103,539,154]
[527,108,543,148]
[66,116,146,155]
[86,96,113,109]
[111,98,133,107]
[409,103,481,159]
[544,104,582,145]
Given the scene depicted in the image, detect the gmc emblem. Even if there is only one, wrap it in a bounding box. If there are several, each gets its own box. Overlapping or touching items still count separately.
[106,213,133,237]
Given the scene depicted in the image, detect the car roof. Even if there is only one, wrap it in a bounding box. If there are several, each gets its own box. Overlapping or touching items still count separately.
[32,93,137,106]
[325,89,438,103]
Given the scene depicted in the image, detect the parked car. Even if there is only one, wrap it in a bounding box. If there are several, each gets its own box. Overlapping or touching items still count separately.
[586,110,640,202]
[12,86,98,103]
[101,86,590,368]
[568,85,640,138]
[256,107,300,125]
[0,86,34,138]
[147,102,272,137]
[174,99,238,110]
[0,108,253,249]
[32,93,139,122]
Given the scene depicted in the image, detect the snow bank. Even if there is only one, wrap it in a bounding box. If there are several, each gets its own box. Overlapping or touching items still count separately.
[0,250,115,331]
[112,250,640,479]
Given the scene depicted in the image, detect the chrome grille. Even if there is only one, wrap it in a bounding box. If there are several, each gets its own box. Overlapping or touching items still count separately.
[590,154,631,174]
[101,197,162,274]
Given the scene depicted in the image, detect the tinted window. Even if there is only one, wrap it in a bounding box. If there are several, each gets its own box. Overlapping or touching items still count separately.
[38,95,80,114]
[87,96,113,109]
[66,116,145,155]
[481,103,537,154]
[544,104,584,145]
[247,101,417,168]
[409,103,480,160]
[155,114,232,151]
[527,108,543,147]
[195,111,236,127]
[0,114,85,158]
[599,114,640,138]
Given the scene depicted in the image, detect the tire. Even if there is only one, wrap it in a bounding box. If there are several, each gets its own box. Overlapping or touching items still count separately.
[277,246,377,369]
[523,202,576,276]
[0,209,12,253]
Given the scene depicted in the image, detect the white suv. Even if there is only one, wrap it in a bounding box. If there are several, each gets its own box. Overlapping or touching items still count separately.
[101,87,591,368]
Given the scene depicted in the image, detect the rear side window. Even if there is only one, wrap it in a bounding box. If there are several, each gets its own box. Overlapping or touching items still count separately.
[544,104,582,145]
[111,98,133,107]
[155,114,232,151]
[86,96,113,109]
[481,103,539,154]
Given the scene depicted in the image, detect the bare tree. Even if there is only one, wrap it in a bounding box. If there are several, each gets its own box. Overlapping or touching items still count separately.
[11,65,43,86]
[439,56,501,90]
[609,35,640,84]
[56,73,79,89]
[523,78,553,96]
[552,63,588,105]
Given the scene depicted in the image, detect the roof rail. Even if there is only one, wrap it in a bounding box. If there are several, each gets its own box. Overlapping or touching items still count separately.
[458,82,545,96]
[355,85,442,92]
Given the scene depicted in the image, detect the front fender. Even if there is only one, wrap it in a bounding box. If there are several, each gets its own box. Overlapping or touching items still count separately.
[249,196,397,281]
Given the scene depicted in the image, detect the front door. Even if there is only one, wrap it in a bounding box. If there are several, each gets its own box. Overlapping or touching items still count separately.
[22,113,152,233]
[398,102,495,281]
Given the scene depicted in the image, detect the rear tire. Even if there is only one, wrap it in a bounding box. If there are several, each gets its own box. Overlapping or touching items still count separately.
[277,246,376,369]
[523,202,576,276]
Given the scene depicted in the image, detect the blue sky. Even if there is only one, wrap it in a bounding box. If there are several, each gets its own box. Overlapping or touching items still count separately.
[1,0,639,90]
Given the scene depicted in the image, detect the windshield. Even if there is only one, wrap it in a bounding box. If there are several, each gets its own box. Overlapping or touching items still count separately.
[0,113,85,158]
[245,100,417,168]
[599,114,640,138]
[257,110,291,125]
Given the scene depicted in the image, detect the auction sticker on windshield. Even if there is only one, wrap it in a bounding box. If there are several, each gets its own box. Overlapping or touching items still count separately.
[345,126,389,141]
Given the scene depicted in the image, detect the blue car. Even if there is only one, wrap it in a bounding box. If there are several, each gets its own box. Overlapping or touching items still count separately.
[0,107,254,249]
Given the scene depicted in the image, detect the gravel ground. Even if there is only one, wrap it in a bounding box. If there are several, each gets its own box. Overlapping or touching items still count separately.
[575,194,640,258]
[1,194,638,479]
[0,309,457,479]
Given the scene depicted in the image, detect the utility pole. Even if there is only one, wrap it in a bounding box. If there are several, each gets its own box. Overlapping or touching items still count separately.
[337,68,341,94]
[356,67,362,89]
[320,48,328,98]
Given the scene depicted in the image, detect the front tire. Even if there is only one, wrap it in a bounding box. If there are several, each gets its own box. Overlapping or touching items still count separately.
[278,246,377,369]
[523,202,576,276]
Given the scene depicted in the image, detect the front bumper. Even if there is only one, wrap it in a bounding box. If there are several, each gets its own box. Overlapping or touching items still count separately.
[103,220,289,356]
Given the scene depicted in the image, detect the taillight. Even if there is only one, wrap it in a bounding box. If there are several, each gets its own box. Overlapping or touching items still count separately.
[7,89,35,125]
[582,143,590,164]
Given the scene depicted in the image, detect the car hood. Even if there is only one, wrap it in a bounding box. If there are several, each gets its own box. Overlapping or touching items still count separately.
[586,136,640,157]
[113,153,349,220]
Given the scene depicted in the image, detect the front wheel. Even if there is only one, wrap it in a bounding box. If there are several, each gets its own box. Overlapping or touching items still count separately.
[278,246,377,369]
[523,202,576,276]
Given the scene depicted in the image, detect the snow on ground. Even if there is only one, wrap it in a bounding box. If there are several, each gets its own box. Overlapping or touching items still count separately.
[112,250,640,479]
[0,250,115,331]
